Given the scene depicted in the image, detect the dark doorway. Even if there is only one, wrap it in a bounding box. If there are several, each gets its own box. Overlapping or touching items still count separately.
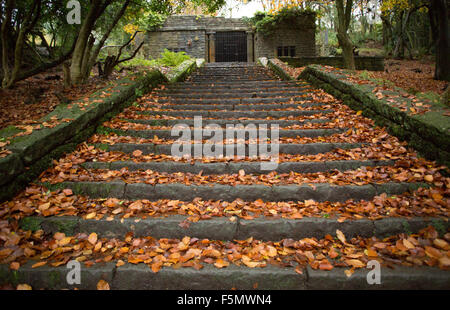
[215,32,247,62]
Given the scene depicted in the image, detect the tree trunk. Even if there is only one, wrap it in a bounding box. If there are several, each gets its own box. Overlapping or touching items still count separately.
[393,11,407,59]
[85,0,130,79]
[63,61,71,90]
[381,14,393,52]
[442,86,449,107]
[335,0,355,70]
[70,0,129,86]
[430,0,450,81]
[70,0,104,85]
[1,0,14,88]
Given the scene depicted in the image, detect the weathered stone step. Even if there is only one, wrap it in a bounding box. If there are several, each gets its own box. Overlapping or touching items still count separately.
[166,85,309,92]
[189,78,274,82]
[81,160,394,175]
[94,142,364,156]
[137,110,332,118]
[191,74,272,79]
[2,262,447,290]
[46,181,427,202]
[197,68,268,72]
[155,91,310,99]
[170,80,307,87]
[102,127,344,139]
[142,103,323,111]
[20,214,447,241]
[158,86,310,94]
[125,118,330,127]
[155,97,312,105]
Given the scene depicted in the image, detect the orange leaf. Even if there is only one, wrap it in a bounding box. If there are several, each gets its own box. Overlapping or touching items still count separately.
[97,279,110,290]
[336,230,346,244]
[16,284,32,290]
[10,262,20,270]
[214,259,230,268]
[31,261,47,268]
[88,233,98,245]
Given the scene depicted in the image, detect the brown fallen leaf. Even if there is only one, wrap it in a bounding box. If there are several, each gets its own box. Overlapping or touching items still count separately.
[344,268,355,278]
[10,262,20,270]
[17,284,32,290]
[116,260,125,267]
[345,259,365,268]
[31,261,47,268]
[88,232,98,245]
[336,229,346,244]
[97,279,110,290]
[214,259,230,268]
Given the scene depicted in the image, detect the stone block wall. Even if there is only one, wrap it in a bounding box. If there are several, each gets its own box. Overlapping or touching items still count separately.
[254,14,316,59]
[143,15,316,62]
[280,56,385,71]
[144,30,206,59]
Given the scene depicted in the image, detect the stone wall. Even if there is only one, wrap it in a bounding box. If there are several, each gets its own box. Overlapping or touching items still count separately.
[144,16,250,60]
[299,65,450,166]
[254,15,316,59]
[280,56,385,71]
[144,15,316,62]
[144,30,206,59]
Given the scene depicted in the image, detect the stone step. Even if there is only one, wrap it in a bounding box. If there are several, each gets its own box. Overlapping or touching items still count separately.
[125,118,330,127]
[191,73,271,78]
[94,142,365,156]
[158,86,311,94]
[155,91,310,99]
[102,127,345,139]
[81,160,394,175]
[2,261,447,290]
[20,215,446,241]
[162,81,313,92]
[136,110,332,118]
[189,78,274,82]
[141,103,323,111]
[155,97,313,105]
[170,80,307,87]
[46,181,427,202]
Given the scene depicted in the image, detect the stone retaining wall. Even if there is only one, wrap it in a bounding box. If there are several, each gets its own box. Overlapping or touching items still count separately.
[280,56,385,71]
[0,60,201,202]
[299,65,450,167]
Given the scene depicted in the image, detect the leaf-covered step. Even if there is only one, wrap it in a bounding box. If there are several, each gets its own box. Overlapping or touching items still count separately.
[155,91,311,99]
[94,142,365,156]
[81,160,394,175]
[141,103,322,111]
[45,181,428,202]
[169,80,308,88]
[20,214,447,240]
[157,85,311,94]
[155,97,312,105]
[136,110,333,119]
[125,118,331,127]
[102,127,345,140]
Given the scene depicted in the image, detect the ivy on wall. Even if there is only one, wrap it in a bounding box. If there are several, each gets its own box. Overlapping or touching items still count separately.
[244,7,316,36]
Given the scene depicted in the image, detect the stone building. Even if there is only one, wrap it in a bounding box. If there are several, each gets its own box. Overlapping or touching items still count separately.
[143,14,316,63]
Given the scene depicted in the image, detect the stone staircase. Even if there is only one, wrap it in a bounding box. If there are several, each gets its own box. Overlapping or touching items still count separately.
[2,63,449,290]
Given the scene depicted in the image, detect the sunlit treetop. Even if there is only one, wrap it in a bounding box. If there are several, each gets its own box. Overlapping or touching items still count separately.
[240,0,332,14]
[380,0,429,16]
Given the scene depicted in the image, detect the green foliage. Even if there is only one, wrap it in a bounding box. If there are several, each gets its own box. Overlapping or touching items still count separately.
[148,0,225,15]
[118,57,158,69]
[351,23,383,47]
[157,49,191,67]
[246,7,316,36]
[358,71,395,88]
[416,91,442,105]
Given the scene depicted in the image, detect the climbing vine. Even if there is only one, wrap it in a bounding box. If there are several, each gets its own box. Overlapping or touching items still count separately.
[244,7,316,36]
